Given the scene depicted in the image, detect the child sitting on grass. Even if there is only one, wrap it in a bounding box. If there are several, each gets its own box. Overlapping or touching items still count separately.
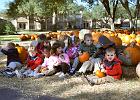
[84,47,122,86]
[33,46,51,78]
[0,42,22,77]
[16,46,43,78]
[70,33,97,75]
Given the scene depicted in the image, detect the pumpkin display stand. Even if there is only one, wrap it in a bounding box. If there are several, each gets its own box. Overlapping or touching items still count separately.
[122,65,138,80]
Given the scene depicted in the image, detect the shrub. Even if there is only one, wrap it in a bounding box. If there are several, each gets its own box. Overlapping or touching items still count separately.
[0,18,15,35]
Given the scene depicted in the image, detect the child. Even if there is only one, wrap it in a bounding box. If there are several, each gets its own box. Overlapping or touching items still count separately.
[84,47,122,86]
[36,34,51,54]
[45,42,70,78]
[0,42,22,77]
[75,35,115,76]
[70,33,97,74]
[33,46,51,78]
[18,46,43,77]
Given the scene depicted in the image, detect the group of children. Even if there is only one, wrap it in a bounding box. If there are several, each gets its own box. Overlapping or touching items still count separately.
[0,32,128,86]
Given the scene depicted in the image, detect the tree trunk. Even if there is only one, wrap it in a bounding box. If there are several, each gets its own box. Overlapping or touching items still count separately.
[52,9,57,32]
[29,15,34,30]
[40,21,46,31]
[109,18,115,31]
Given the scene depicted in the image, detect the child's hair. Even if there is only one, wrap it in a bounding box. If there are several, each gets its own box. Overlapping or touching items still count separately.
[44,45,51,51]
[28,46,37,53]
[8,42,15,48]
[105,47,116,54]
[68,36,80,47]
[51,42,62,54]
[84,33,92,40]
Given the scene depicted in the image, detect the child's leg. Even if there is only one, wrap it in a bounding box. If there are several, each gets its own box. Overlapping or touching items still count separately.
[61,63,69,74]
[87,75,115,85]
[70,57,79,73]
[78,61,93,73]
[7,62,22,70]
[34,65,41,75]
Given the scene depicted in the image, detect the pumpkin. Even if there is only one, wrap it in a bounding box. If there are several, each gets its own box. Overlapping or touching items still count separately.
[130,34,136,39]
[79,52,90,63]
[31,35,35,40]
[19,34,27,41]
[40,67,47,73]
[95,70,105,78]
[124,42,140,65]
[108,36,122,47]
[16,44,28,64]
[136,35,140,45]
[136,62,140,78]
[123,35,132,44]
[92,32,102,44]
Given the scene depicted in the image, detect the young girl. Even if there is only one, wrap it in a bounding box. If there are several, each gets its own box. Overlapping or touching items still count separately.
[0,42,22,77]
[33,46,51,78]
[45,42,70,78]
[17,46,43,77]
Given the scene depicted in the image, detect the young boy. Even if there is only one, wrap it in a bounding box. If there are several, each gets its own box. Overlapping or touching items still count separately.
[0,42,22,77]
[84,47,122,86]
[70,33,97,75]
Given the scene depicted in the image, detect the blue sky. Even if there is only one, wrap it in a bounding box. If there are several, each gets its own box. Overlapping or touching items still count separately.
[0,0,14,11]
[0,0,86,12]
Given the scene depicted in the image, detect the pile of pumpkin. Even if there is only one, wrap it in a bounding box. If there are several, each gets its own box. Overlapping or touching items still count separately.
[19,34,38,41]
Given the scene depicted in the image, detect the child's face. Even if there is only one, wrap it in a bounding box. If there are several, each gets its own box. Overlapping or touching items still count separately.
[105,51,116,62]
[43,49,50,58]
[29,51,37,57]
[84,37,93,46]
[57,47,63,54]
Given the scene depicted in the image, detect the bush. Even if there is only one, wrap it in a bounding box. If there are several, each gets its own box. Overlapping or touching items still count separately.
[0,19,15,35]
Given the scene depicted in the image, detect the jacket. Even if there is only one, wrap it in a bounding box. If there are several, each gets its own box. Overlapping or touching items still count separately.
[104,57,122,80]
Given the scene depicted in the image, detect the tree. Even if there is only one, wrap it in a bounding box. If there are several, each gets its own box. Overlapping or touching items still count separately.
[119,0,140,32]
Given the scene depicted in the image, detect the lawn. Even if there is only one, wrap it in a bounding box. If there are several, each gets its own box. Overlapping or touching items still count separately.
[0,35,20,41]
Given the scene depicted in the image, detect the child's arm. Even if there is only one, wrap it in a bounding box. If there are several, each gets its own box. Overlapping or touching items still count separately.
[106,63,122,76]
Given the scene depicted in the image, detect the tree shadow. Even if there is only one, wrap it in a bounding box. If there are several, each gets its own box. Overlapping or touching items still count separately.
[66,89,140,100]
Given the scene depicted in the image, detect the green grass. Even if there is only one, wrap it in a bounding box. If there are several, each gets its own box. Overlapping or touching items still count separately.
[0,35,20,41]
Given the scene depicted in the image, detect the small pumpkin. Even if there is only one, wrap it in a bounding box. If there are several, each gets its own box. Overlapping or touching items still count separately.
[79,52,90,63]
[95,70,105,78]
[40,67,47,73]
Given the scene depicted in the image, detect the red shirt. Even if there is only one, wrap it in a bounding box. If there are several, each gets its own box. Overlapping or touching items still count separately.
[104,57,122,80]
[27,53,43,70]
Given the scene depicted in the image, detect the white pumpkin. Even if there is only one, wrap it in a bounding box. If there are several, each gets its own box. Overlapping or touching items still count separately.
[79,29,91,40]
[136,62,140,78]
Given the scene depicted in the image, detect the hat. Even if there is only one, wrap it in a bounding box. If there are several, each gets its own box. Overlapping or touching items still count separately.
[98,35,115,48]
[28,46,36,52]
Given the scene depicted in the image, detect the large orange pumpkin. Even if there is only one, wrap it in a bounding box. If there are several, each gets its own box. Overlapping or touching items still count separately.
[16,44,28,64]
[95,70,105,78]
[79,52,90,63]
[124,42,140,65]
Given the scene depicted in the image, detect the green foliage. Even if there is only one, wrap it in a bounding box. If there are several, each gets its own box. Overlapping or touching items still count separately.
[0,19,15,35]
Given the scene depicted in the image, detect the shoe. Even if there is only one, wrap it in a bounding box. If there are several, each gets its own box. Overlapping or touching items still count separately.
[83,75,95,86]
[58,72,65,79]
[75,72,83,77]
[15,70,23,78]
[34,73,45,78]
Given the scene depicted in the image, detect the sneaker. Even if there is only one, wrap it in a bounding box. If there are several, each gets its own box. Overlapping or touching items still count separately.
[2,71,15,78]
[83,75,95,86]
[14,70,23,78]
[34,73,45,78]
[55,72,63,76]
[75,72,84,77]
[58,72,65,79]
